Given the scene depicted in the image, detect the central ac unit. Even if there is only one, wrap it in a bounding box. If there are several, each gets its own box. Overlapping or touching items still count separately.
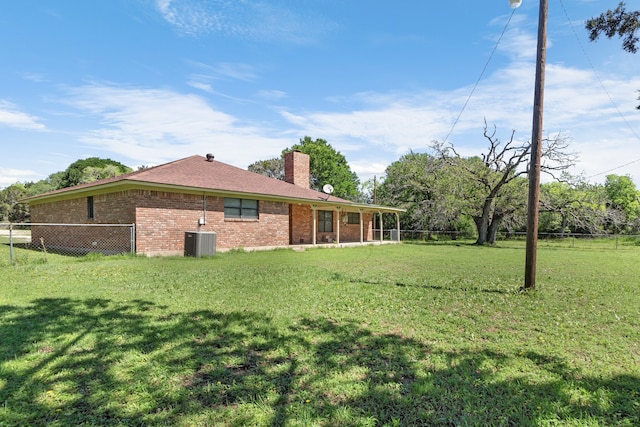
[184,231,216,257]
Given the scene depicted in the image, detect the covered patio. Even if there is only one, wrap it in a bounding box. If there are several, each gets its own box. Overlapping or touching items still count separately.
[297,203,404,246]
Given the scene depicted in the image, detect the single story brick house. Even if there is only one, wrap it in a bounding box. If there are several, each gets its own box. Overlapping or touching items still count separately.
[23,151,403,256]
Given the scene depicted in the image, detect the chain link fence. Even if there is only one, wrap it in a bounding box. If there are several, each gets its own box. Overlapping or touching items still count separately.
[1,223,135,264]
[400,230,640,249]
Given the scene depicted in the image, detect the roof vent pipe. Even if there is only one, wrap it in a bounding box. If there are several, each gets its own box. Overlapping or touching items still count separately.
[206,153,215,162]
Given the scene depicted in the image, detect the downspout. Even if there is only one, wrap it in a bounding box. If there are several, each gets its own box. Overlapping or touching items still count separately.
[203,194,207,224]
[199,194,207,231]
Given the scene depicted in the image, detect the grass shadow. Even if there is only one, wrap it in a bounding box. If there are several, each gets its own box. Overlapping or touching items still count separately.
[332,272,512,295]
[0,298,637,426]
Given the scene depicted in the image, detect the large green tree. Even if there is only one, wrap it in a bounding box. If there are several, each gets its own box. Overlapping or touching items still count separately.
[0,183,28,222]
[247,158,284,180]
[604,174,640,231]
[60,157,132,188]
[377,151,470,235]
[539,178,609,236]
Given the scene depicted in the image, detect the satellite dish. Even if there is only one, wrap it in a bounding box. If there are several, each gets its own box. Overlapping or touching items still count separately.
[322,184,334,194]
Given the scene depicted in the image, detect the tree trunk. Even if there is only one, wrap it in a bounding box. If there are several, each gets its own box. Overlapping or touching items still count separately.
[487,215,503,244]
[474,198,494,245]
[474,215,489,245]
[559,214,568,238]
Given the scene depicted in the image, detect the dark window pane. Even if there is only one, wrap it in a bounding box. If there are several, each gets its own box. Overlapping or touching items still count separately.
[224,198,241,208]
[224,198,259,219]
[243,199,258,209]
[318,210,333,232]
[224,207,241,218]
[87,196,94,219]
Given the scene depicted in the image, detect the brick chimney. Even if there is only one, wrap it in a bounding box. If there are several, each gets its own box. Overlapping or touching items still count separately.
[284,150,310,189]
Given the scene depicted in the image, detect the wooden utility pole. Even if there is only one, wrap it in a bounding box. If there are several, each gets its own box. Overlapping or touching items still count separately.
[524,0,548,290]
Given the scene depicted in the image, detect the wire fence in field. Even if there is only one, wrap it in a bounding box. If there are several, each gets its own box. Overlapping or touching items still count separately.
[1,223,135,264]
[396,230,640,250]
[2,224,638,265]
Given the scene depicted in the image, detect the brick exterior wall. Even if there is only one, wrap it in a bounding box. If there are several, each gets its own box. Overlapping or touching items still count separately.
[134,191,290,256]
[290,203,313,244]
[134,190,206,256]
[29,188,376,256]
[30,191,136,224]
[29,191,136,253]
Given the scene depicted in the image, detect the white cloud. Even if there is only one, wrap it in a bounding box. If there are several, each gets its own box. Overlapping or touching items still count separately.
[53,35,640,188]
[495,15,538,61]
[186,60,259,82]
[60,63,636,187]
[186,61,259,97]
[282,104,450,157]
[155,0,334,43]
[186,80,214,93]
[280,57,640,184]
[256,90,287,101]
[213,62,258,82]
[350,160,391,183]
[64,84,290,167]
[0,167,41,188]
[0,101,46,131]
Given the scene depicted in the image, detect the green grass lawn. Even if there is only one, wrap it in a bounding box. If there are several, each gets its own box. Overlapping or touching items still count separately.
[0,243,638,426]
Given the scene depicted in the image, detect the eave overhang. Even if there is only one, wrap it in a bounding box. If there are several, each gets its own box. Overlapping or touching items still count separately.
[21,180,405,214]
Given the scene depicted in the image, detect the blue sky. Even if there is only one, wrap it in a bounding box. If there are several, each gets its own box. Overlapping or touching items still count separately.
[1,0,639,189]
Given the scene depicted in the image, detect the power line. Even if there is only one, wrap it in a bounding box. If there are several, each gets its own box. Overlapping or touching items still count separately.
[442,8,518,145]
[585,158,640,179]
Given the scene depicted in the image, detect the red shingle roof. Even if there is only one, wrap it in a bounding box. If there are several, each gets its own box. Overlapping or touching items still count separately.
[130,155,351,203]
[26,155,354,205]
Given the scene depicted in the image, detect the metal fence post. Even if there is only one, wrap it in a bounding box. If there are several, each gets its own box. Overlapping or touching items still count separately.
[131,223,136,255]
[9,223,14,265]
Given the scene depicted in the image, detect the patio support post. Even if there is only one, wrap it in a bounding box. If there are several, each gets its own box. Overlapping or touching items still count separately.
[359,209,364,244]
[395,212,401,242]
[378,210,383,243]
[335,207,341,244]
[311,204,318,245]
